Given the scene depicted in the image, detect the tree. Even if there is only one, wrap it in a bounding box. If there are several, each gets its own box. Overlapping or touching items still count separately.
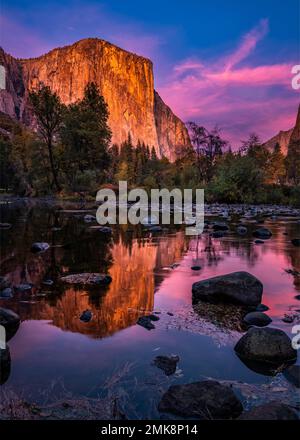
[286,139,300,185]
[29,85,65,191]
[60,82,112,188]
[187,122,228,183]
[268,143,286,184]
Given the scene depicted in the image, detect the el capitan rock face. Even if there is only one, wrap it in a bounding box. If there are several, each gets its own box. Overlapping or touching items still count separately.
[0,39,190,160]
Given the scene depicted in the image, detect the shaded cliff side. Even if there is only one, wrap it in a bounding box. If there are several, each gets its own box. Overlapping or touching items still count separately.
[0,39,190,160]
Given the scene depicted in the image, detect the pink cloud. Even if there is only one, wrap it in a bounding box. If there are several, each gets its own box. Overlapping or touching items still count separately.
[158,20,299,147]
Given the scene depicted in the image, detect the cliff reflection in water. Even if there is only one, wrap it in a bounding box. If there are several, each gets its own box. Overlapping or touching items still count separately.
[4,232,188,338]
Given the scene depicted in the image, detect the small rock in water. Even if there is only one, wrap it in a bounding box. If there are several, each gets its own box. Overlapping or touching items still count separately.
[0,277,10,290]
[211,231,225,238]
[253,228,272,239]
[148,314,160,322]
[137,316,155,330]
[0,288,13,299]
[212,222,229,232]
[147,226,163,233]
[238,402,299,420]
[256,304,269,312]
[243,311,272,327]
[42,279,54,286]
[291,238,300,247]
[167,312,174,316]
[282,314,295,324]
[80,310,92,323]
[31,242,50,253]
[84,214,96,223]
[15,283,33,292]
[98,226,112,234]
[283,365,300,388]
[191,265,201,271]
[0,223,11,229]
[237,225,247,235]
[158,380,243,419]
[295,295,300,301]
[254,239,264,244]
[60,273,112,286]
[153,355,180,376]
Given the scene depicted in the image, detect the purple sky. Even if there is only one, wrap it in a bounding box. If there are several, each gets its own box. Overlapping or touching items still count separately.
[1,0,299,147]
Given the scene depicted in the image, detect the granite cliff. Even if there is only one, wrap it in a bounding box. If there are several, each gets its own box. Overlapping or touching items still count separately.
[0,38,190,161]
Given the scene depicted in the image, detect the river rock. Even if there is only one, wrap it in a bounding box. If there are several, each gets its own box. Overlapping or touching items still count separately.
[253,228,272,239]
[291,238,300,247]
[158,380,243,419]
[60,273,112,286]
[283,365,300,388]
[137,316,155,330]
[0,307,20,341]
[238,402,299,420]
[256,304,269,312]
[0,223,12,229]
[235,327,297,366]
[31,242,50,253]
[243,311,272,327]
[211,231,225,238]
[212,222,229,231]
[192,271,263,306]
[237,225,247,235]
[0,288,13,299]
[0,277,10,290]
[84,214,96,223]
[80,310,92,323]
[153,355,179,376]
[254,239,264,244]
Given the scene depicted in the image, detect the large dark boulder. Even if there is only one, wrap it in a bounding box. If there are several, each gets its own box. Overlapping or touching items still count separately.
[0,346,11,385]
[192,271,263,306]
[253,228,272,239]
[243,311,272,327]
[0,308,20,341]
[158,380,243,419]
[238,402,299,420]
[235,327,297,366]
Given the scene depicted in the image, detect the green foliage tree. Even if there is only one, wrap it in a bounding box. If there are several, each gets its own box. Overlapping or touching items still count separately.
[29,85,65,191]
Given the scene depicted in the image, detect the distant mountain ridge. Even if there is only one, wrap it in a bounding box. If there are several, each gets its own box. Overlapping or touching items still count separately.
[264,105,300,155]
[0,38,191,161]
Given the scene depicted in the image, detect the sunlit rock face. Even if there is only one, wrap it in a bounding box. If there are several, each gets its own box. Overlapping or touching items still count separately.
[0,39,191,160]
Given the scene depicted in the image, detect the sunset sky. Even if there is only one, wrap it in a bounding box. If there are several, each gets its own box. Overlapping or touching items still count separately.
[1,0,299,146]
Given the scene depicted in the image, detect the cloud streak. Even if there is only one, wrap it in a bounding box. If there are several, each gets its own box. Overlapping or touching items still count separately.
[158,19,298,147]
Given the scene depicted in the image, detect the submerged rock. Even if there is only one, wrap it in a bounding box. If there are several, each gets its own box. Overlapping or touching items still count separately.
[0,223,12,229]
[235,327,297,366]
[80,310,92,323]
[84,214,96,223]
[0,307,20,341]
[191,265,201,271]
[238,402,299,420]
[283,365,300,388]
[15,283,33,292]
[253,228,272,239]
[211,231,225,238]
[31,242,50,253]
[212,222,229,231]
[137,316,155,330]
[153,355,179,376]
[158,380,243,419]
[291,238,300,247]
[254,239,264,244]
[243,311,272,327]
[256,304,269,312]
[0,288,13,299]
[192,271,263,307]
[237,225,247,235]
[60,273,112,287]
